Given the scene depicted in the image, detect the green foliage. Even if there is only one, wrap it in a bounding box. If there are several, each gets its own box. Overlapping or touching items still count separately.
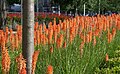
[51,0,120,13]
[95,31,120,74]
[7,0,21,5]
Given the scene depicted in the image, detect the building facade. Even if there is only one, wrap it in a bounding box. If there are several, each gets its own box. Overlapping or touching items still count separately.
[37,0,51,12]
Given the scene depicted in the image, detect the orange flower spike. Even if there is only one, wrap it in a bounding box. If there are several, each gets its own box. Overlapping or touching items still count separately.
[59,34,64,47]
[32,50,40,74]
[48,35,51,44]
[69,34,73,43]
[94,29,100,37]
[53,29,57,43]
[50,28,53,36]
[43,23,46,31]
[93,36,96,46]
[9,34,13,45]
[79,41,84,57]
[79,33,83,40]
[69,27,72,35]
[81,23,84,31]
[80,41,84,49]
[15,34,19,49]
[72,26,75,37]
[34,37,37,46]
[5,27,8,35]
[38,31,41,44]
[86,34,90,43]
[103,21,107,31]
[48,22,53,28]
[59,20,62,29]
[70,27,75,36]
[117,21,120,30]
[91,24,94,31]
[48,28,53,44]
[50,46,53,53]
[1,48,11,73]
[44,35,48,44]
[54,18,56,26]
[88,31,92,42]
[36,30,40,45]
[105,53,109,62]
[39,24,43,35]
[107,32,112,43]
[112,28,116,38]
[43,36,46,45]
[34,22,39,31]
[34,31,36,39]
[16,25,19,33]
[16,54,26,74]
[100,20,103,31]
[83,33,86,43]
[56,38,60,48]
[106,20,110,30]
[53,18,56,31]
[46,36,48,43]
[11,39,15,51]
[109,33,113,43]
[69,20,72,28]
[47,65,53,74]
[40,34,43,44]
[75,25,79,36]
[109,17,113,28]
[59,20,62,25]
[63,41,66,48]
[63,21,66,32]
[39,34,42,44]
[66,19,70,29]
[19,26,22,34]
[20,68,26,74]
[0,35,2,46]
[5,27,9,42]
[60,23,63,30]
[43,34,47,45]
[3,33,7,44]
[17,26,22,43]
[1,36,5,49]
[45,28,48,36]
[57,24,60,34]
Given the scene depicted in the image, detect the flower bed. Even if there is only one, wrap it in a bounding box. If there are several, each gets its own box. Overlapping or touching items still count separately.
[0,14,120,74]
[6,12,71,25]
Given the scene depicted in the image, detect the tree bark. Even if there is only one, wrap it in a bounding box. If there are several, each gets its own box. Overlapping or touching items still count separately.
[22,0,34,74]
[0,0,7,29]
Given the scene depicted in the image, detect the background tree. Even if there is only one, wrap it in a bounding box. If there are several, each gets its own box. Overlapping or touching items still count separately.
[0,0,7,29]
[7,0,20,5]
[51,0,120,14]
[51,0,73,12]
[108,0,120,13]
[22,0,34,73]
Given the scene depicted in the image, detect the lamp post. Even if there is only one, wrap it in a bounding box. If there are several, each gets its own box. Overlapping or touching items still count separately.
[36,0,39,15]
[99,0,100,14]
[76,8,78,16]
[58,5,60,16]
[84,3,85,16]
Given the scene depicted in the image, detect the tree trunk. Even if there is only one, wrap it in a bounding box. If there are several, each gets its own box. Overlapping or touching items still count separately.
[0,0,7,29]
[22,0,34,74]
